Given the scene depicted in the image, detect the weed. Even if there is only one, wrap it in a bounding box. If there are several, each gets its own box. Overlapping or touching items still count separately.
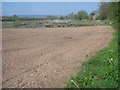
[65,24,118,88]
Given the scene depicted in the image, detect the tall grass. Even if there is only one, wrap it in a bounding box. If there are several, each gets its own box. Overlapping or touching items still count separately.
[65,24,118,88]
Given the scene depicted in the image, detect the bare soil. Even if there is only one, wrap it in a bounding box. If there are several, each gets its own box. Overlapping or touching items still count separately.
[2,26,114,88]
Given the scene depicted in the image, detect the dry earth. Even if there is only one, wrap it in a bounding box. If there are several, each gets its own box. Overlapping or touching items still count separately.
[2,26,114,88]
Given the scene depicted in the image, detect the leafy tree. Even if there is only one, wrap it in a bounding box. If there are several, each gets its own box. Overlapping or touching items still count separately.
[98,2,109,20]
[76,10,88,20]
[108,2,119,23]
[89,12,95,20]
[60,16,64,20]
[13,14,17,18]
[90,12,95,16]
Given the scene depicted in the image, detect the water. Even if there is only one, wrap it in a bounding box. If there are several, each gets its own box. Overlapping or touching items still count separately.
[40,26,46,28]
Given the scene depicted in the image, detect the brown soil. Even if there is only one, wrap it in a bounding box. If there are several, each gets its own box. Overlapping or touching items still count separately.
[2,26,114,88]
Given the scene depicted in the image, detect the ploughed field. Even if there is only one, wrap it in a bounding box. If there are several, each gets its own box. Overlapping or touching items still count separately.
[2,26,114,88]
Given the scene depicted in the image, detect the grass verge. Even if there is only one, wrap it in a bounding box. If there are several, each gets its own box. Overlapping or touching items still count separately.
[65,24,118,88]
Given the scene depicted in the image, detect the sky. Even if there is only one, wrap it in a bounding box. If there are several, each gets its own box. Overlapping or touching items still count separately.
[2,2,100,16]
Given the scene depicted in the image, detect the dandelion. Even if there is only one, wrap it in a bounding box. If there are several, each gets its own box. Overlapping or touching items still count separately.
[111,58,113,61]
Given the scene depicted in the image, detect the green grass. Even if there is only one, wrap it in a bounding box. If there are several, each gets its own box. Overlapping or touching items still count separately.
[65,24,118,88]
[72,19,95,26]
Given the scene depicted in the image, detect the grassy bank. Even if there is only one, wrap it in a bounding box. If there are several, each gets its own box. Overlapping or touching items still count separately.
[65,24,118,88]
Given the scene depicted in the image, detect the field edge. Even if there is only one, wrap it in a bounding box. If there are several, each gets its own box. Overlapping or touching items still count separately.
[65,24,118,88]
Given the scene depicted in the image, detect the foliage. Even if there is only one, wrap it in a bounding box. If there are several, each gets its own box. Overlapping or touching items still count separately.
[73,15,78,19]
[60,16,65,20]
[89,12,95,16]
[65,23,118,88]
[47,16,57,20]
[66,2,119,88]
[65,16,70,19]
[13,14,17,18]
[96,15,103,20]
[98,2,109,20]
[2,16,55,22]
[89,12,95,20]
[96,2,119,21]
[13,20,20,27]
[108,2,119,23]
[74,10,88,20]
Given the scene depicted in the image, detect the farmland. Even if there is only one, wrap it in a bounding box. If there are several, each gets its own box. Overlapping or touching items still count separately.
[2,26,114,88]
[2,19,111,29]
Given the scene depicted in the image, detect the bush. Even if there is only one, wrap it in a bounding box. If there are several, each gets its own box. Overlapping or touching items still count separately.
[13,20,20,27]
[75,11,88,20]
[60,16,64,20]
[47,16,57,20]
[96,15,103,20]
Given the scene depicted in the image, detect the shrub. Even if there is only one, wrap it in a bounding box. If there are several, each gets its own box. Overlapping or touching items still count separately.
[13,20,20,27]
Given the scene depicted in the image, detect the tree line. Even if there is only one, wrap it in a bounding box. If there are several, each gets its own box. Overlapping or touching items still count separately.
[69,2,119,21]
[2,2,119,22]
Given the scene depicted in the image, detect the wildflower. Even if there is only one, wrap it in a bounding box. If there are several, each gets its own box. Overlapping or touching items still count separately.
[111,58,113,61]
